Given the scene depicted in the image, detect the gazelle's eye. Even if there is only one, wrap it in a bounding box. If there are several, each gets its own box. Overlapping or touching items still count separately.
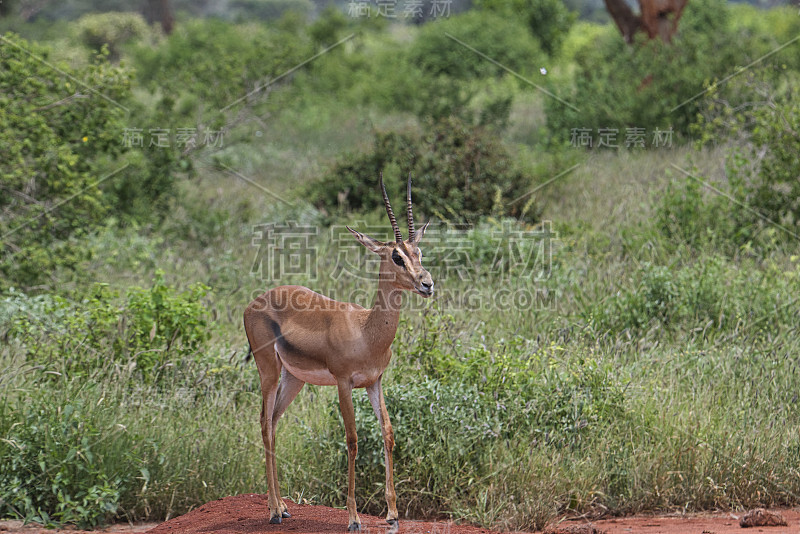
[392,250,405,267]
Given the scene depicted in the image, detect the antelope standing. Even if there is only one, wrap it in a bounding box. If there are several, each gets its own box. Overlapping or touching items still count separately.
[244,174,433,533]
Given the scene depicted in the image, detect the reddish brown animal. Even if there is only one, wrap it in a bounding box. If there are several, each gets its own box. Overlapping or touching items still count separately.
[244,174,433,533]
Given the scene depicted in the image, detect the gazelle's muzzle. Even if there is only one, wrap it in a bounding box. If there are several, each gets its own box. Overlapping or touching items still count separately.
[417,271,434,297]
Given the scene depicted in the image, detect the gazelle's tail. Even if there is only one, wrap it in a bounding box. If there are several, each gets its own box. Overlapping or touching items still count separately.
[243,315,253,361]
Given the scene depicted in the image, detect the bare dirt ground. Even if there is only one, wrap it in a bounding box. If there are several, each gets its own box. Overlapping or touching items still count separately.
[0,520,159,534]
[2,496,797,534]
[592,508,798,533]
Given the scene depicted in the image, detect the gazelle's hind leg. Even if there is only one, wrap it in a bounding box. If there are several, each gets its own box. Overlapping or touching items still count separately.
[270,366,305,518]
[248,326,284,524]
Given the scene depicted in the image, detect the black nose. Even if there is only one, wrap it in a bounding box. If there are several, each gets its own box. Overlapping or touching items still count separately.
[421,281,432,290]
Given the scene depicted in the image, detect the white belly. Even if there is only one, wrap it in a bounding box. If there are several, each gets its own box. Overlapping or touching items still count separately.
[282,362,337,386]
[277,351,377,388]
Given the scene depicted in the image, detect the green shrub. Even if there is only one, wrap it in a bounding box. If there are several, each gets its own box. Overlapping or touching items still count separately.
[0,366,264,527]
[407,10,542,125]
[560,21,609,63]
[77,12,149,60]
[305,117,539,223]
[4,272,211,380]
[476,0,576,56]
[308,5,348,48]
[656,169,754,252]
[124,272,211,373]
[684,72,800,248]
[545,0,747,143]
[0,34,132,290]
[746,95,800,229]
[132,19,312,117]
[409,11,538,82]
[106,93,189,224]
[0,396,122,527]
[584,257,800,335]
[728,4,800,73]
[395,311,628,441]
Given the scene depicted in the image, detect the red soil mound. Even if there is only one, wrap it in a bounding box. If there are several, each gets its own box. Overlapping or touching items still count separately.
[144,494,515,534]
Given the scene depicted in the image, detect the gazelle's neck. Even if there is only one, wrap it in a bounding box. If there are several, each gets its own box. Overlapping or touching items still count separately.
[365,268,402,348]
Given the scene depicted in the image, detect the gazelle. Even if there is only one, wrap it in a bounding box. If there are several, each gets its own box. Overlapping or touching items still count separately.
[244,174,433,533]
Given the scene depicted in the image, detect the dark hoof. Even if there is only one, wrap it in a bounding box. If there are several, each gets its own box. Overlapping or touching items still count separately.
[387,519,399,533]
[282,511,291,518]
[347,522,361,532]
[269,516,282,524]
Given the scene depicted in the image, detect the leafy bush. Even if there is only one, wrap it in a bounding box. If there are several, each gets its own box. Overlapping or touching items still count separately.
[544,0,748,143]
[0,33,132,290]
[132,19,312,117]
[77,12,149,60]
[105,91,190,224]
[728,4,800,73]
[656,169,754,251]
[476,0,576,56]
[4,272,211,380]
[409,11,538,82]
[305,117,539,223]
[0,396,122,527]
[407,10,542,125]
[0,366,264,527]
[744,96,800,229]
[680,73,800,248]
[308,5,348,47]
[585,258,800,335]
[395,311,627,439]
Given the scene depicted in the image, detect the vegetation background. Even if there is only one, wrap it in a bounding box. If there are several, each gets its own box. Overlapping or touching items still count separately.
[1,0,800,530]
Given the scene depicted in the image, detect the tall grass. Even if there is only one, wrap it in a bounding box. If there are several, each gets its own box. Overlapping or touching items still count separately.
[4,214,800,529]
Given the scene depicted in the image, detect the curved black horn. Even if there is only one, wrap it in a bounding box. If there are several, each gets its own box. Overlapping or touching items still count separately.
[380,173,403,243]
[406,173,415,242]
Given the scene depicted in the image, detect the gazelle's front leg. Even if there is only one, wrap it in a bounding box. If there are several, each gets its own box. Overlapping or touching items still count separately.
[366,377,399,534]
[337,380,361,531]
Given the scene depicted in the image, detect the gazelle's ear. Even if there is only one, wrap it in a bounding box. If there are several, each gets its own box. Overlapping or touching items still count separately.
[411,221,430,245]
[346,226,384,254]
